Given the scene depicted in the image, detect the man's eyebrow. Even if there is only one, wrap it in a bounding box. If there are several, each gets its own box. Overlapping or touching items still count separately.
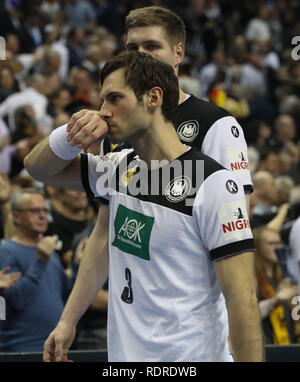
[126,40,161,47]
[100,90,122,100]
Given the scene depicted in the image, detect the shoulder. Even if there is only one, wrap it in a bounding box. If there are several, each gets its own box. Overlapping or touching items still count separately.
[178,96,231,124]
[185,147,226,181]
[176,96,238,144]
[0,240,16,252]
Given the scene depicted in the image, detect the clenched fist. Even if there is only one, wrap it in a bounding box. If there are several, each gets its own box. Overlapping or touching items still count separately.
[37,236,58,262]
[66,109,108,152]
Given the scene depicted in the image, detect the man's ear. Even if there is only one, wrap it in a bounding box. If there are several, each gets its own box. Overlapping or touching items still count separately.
[174,42,184,66]
[11,210,20,227]
[147,87,163,110]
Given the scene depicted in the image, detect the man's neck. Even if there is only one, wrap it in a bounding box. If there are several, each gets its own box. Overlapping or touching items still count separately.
[12,231,39,247]
[179,88,188,105]
[130,116,187,169]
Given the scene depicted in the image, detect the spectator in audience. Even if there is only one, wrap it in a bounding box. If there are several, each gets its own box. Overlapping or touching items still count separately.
[82,44,102,83]
[65,0,96,29]
[48,87,72,119]
[0,66,20,102]
[275,176,295,206]
[250,171,278,227]
[247,120,272,153]
[245,6,271,44]
[256,147,281,176]
[17,10,44,53]
[0,188,75,352]
[254,226,299,344]
[46,186,91,268]
[0,119,15,175]
[274,114,297,145]
[66,27,86,69]
[0,173,12,239]
[68,67,96,113]
[0,74,53,135]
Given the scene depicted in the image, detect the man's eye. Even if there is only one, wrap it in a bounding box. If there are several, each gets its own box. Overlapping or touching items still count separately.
[127,45,138,51]
[111,95,121,103]
[144,44,160,51]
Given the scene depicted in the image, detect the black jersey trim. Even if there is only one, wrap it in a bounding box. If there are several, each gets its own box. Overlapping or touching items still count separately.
[103,137,112,155]
[80,154,94,200]
[210,238,255,262]
[80,153,109,205]
[95,197,109,205]
[244,184,254,194]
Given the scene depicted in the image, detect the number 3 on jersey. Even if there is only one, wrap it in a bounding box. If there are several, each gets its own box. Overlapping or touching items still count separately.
[121,268,133,304]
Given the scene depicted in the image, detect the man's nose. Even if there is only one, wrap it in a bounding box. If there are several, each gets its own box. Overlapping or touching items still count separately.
[99,102,112,120]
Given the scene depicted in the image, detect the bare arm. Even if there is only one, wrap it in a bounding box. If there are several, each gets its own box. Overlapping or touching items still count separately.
[43,203,109,362]
[24,109,108,190]
[214,251,264,362]
[24,136,84,191]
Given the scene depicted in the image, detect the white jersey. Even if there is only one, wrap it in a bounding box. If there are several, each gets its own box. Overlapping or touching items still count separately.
[100,95,253,194]
[289,217,300,294]
[81,147,255,362]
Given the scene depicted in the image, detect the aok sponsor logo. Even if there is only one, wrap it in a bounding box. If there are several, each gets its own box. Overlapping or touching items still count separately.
[112,204,154,260]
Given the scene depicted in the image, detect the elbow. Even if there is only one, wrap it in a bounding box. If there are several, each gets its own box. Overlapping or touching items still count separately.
[23,154,35,178]
[23,154,44,182]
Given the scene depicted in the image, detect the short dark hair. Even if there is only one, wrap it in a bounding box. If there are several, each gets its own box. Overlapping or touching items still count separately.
[100,51,179,122]
[125,6,186,47]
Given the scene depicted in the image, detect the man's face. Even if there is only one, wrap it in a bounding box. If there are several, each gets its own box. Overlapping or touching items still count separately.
[100,68,149,143]
[262,174,278,205]
[60,189,88,211]
[125,26,184,75]
[13,194,48,234]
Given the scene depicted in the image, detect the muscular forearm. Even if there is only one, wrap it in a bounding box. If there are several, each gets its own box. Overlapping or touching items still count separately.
[227,294,264,362]
[24,136,73,181]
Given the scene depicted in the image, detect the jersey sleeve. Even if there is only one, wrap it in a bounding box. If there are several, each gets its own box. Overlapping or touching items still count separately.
[193,169,255,262]
[290,220,300,262]
[201,115,253,194]
[80,149,132,202]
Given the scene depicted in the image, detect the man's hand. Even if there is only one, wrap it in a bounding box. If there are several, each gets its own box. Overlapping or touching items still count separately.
[37,236,57,262]
[276,278,298,303]
[66,109,108,153]
[43,321,76,362]
[0,266,21,290]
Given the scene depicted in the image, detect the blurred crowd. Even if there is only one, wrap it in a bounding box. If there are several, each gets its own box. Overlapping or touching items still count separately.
[1,0,300,352]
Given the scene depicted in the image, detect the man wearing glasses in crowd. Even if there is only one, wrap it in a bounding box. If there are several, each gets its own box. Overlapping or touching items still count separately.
[0,189,75,352]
